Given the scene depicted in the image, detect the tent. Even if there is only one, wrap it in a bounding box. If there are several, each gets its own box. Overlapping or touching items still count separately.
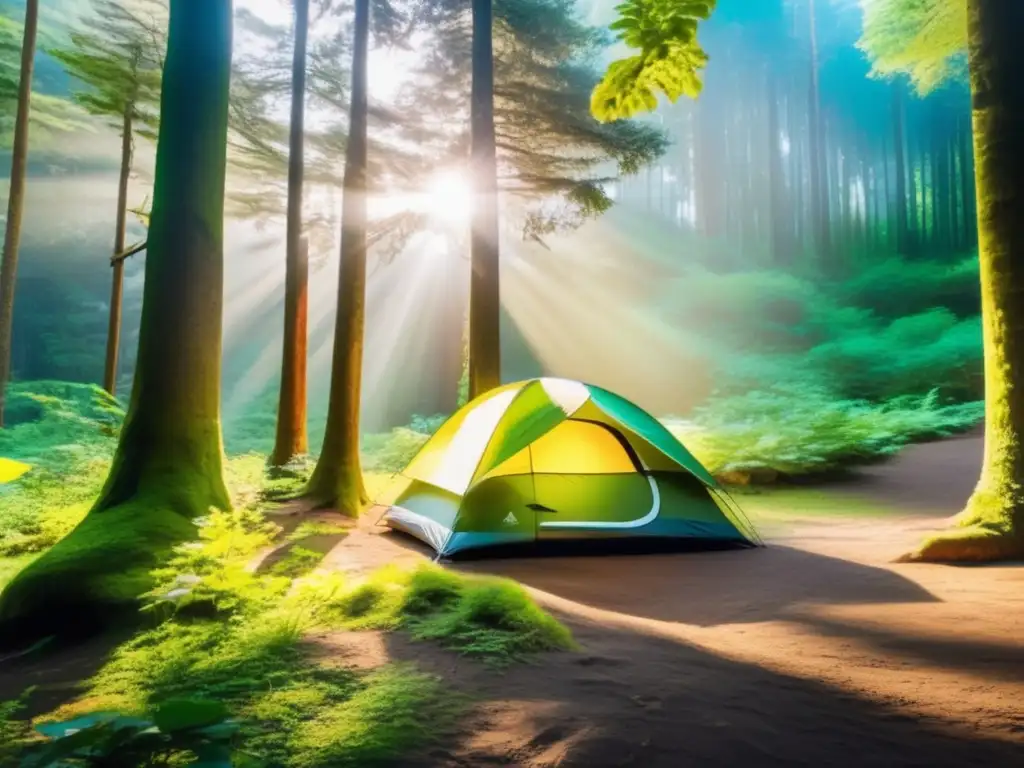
[379,378,761,558]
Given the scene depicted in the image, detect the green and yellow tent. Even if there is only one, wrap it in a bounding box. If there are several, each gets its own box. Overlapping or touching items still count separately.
[0,458,30,484]
[379,378,761,558]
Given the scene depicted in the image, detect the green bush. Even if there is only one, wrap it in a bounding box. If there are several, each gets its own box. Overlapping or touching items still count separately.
[360,415,444,475]
[805,309,982,401]
[20,700,244,768]
[840,256,980,318]
[656,261,984,404]
[670,385,984,483]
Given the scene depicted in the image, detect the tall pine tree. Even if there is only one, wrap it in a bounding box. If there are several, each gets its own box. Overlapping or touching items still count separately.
[49,0,165,396]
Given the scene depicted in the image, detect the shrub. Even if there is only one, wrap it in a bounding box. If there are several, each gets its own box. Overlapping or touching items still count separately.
[805,309,982,401]
[360,415,444,475]
[670,385,983,483]
[840,256,980,318]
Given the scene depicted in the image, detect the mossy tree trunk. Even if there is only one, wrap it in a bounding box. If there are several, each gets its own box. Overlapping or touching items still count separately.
[0,0,39,428]
[305,0,369,514]
[0,0,234,643]
[467,0,501,401]
[904,0,1024,563]
[103,106,134,396]
[271,0,310,467]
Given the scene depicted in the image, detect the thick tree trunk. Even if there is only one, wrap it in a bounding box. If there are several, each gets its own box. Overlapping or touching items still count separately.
[103,108,134,396]
[0,0,39,427]
[0,0,234,642]
[271,0,310,467]
[305,0,369,513]
[467,0,501,399]
[906,0,1024,563]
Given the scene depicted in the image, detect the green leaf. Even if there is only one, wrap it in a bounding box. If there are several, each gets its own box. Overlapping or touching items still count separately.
[191,744,235,768]
[152,699,229,733]
[34,713,122,739]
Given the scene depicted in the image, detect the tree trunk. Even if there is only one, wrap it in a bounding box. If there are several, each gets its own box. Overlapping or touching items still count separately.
[959,111,976,249]
[905,0,1024,562]
[103,107,134,396]
[467,0,501,400]
[767,71,787,265]
[271,237,308,466]
[271,0,310,467]
[0,0,234,642]
[807,0,829,264]
[305,0,370,513]
[892,85,910,254]
[0,0,39,427]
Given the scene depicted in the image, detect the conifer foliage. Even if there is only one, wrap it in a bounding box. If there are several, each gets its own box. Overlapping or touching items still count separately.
[49,0,166,396]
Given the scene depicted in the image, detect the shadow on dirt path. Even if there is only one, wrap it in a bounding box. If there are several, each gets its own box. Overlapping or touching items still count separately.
[358,613,1024,768]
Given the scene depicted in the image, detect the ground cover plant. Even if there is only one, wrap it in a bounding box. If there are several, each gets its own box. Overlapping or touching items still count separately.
[0,389,575,765]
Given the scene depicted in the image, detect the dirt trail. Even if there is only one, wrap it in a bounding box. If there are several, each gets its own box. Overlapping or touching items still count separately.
[323,433,1024,766]
[5,434,1022,766]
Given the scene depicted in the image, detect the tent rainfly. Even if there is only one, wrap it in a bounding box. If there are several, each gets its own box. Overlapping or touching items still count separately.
[379,378,761,558]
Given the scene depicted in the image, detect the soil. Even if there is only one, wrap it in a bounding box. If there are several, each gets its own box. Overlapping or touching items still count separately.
[6,433,1024,766]
[321,433,1024,767]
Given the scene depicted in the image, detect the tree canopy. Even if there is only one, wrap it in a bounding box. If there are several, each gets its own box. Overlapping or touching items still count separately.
[0,11,83,139]
[46,0,164,138]
[856,0,966,95]
[404,0,668,236]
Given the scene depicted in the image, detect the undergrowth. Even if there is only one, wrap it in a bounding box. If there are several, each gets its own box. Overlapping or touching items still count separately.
[0,455,572,766]
[669,386,983,482]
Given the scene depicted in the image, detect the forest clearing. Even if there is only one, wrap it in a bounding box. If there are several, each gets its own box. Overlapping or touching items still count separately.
[0,0,1021,765]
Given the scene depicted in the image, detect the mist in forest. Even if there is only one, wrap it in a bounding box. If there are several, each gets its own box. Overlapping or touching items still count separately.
[2,0,981,443]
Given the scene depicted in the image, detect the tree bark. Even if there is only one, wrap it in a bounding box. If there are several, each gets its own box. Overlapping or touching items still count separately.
[892,85,910,254]
[467,0,501,400]
[0,0,234,642]
[766,71,786,265]
[0,0,39,427]
[272,237,309,466]
[271,0,310,467]
[807,0,830,265]
[305,0,370,513]
[103,107,134,396]
[905,0,1024,562]
[959,112,976,249]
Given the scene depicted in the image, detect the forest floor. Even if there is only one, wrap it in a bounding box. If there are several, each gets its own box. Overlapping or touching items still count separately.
[4,431,1024,766]
[317,431,1024,767]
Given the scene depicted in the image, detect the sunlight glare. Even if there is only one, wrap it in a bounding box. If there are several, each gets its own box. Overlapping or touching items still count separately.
[423,170,474,226]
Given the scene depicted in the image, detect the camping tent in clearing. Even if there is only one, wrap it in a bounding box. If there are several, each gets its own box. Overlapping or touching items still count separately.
[379,378,761,558]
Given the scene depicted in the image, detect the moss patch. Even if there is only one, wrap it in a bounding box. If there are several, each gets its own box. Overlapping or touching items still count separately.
[902,489,1024,563]
[299,564,577,665]
[44,609,460,767]
[0,495,200,644]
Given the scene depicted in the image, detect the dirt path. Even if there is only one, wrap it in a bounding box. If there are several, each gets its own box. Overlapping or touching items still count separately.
[5,434,1021,766]
[322,433,1024,766]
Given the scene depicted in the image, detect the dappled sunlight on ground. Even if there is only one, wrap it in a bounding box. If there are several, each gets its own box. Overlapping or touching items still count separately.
[305,437,1023,764]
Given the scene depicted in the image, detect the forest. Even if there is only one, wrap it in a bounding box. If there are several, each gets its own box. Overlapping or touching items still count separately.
[0,0,1021,765]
